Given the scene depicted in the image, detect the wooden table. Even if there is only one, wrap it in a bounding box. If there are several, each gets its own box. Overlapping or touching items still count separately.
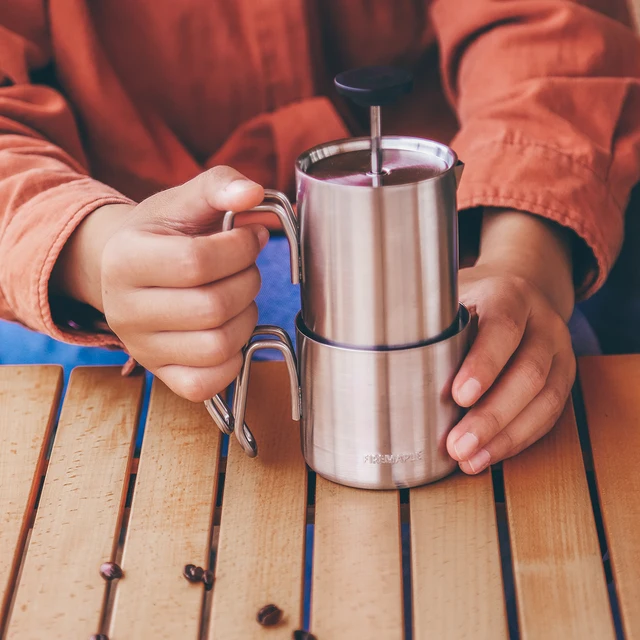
[0,357,638,640]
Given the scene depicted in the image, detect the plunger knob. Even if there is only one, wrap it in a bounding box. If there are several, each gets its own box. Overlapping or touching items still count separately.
[334,66,414,180]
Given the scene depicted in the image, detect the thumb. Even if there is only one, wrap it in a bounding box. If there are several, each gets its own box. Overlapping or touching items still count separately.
[142,166,264,232]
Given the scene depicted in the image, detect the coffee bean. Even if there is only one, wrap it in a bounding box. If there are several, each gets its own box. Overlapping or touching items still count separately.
[293,631,317,640]
[256,603,283,626]
[183,564,204,583]
[99,562,123,581]
[202,569,214,591]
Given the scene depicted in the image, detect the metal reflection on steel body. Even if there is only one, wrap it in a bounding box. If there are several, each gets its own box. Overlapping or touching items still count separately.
[206,305,470,489]
[296,307,471,489]
[223,136,462,349]
[206,131,471,489]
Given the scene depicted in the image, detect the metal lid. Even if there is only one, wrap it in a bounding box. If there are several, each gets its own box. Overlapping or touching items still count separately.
[298,136,456,187]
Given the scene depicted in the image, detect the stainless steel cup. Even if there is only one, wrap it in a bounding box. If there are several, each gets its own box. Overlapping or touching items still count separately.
[206,306,471,489]
[223,136,463,349]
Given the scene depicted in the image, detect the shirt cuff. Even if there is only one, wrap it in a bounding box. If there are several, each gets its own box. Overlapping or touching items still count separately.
[453,136,624,299]
[0,176,135,347]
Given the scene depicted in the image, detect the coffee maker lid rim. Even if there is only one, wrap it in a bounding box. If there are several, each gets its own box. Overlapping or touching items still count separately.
[295,135,459,188]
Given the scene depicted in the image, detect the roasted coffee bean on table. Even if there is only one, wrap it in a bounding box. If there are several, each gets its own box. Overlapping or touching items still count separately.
[99,562,123,581]
[256,603,283,626]
[183,564,204,583]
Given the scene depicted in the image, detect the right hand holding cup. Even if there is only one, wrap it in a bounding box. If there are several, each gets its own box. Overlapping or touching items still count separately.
[98,167,268,401]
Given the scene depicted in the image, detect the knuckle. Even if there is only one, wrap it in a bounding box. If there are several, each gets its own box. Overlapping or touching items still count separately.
[520,355,548,394]
[492,428,516,457]
[177,240,206,284]
[542,384,568,418]
[173,372,210,403]
[202,287,229,327]
[235,226,262,260]
[474,406,503,437]
[507,274,533,302]
[247,264,262,296]
[207,329,234,365]
[496,312,522,344]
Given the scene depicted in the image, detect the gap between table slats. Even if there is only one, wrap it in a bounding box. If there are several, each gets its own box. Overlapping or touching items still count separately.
[108,380,221,639]
[209,362,307,640]
[311,480,403,639]
[503,400,615,639]
[410,470,508,640]
[0,366,62,634]
[5,367,144,640]
[578,355,640,639]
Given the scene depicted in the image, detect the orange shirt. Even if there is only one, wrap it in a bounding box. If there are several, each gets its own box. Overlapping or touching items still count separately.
[0,0,639,348]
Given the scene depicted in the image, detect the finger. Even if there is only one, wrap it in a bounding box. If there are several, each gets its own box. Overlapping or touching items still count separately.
[458,348,576,474]
[107,224,268,288]
[110,265,261,332]
[142,165,265,229]
[452,302,529,408]
[136,302,258,368]
[447,325,555,462]
[156,352,245,403]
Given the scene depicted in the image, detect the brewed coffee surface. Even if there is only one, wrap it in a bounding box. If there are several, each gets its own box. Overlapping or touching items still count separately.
[306,149,447,186]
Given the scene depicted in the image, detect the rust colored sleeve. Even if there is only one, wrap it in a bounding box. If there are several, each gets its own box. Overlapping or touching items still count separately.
[431,0,640,297]
[0,5,133,346]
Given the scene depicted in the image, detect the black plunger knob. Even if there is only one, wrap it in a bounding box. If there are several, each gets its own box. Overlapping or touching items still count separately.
[334,66,414,107]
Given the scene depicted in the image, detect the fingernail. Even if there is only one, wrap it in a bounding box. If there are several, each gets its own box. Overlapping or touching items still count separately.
[453,432,479,460]
[224,178,259,195]
[256,226,270,249]
[457,378,482,406]
[468,448,491,473]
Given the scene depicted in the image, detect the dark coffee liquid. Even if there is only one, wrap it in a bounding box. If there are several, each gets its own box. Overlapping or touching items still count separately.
[306,149,447,186]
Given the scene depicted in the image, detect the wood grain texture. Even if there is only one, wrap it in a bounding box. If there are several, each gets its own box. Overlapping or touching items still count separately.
[312,480,403,640]
[6,367,143,640]
[503,401,615,640]
[0,366,62,627]
[579,355,640,639]
[410,470,508,640]
[109,380,221,640]
[209,362,307,640]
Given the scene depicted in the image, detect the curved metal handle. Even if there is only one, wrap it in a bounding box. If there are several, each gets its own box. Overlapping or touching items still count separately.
[233,325,301,457]
[205,325,301,458]
[223,189,300,285]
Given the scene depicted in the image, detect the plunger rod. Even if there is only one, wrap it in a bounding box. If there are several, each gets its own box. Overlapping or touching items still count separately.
[370,105,382,176]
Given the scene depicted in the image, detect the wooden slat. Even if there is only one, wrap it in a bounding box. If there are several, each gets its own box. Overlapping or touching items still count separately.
[579,355,640,639]
[6,367,143,640]
[503,401,615,639]
[312,480,403,639]
[109,380,221,639]
[0,366,62,628]
[410,470,508,639]
[210,362,307,639]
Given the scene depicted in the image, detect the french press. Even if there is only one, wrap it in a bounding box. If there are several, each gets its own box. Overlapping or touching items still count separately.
[205,67,471,490]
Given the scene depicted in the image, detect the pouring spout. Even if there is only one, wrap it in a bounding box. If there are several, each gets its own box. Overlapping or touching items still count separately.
[454,160,464,189]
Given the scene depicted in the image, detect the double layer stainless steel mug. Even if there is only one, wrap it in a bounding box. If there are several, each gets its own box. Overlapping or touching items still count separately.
[204,135,472,489]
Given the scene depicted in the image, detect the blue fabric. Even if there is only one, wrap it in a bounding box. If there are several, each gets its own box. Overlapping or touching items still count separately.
[0,235,599,369]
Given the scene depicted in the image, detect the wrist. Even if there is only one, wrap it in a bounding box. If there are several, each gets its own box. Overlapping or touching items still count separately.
[51,203,134,312]
[476,208,575,320]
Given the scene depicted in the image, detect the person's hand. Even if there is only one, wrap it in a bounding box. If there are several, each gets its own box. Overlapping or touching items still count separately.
[446,209,577,473]
[52,166,268,402]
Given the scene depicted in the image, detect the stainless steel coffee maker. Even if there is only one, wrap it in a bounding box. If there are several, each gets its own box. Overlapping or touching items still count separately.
[205,67,472,489]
